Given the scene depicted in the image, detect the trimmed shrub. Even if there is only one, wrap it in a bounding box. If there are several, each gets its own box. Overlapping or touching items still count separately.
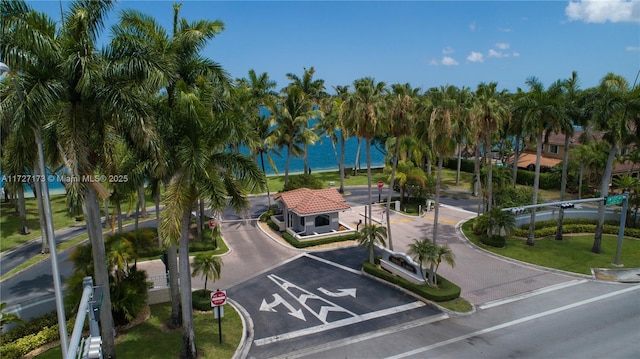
[480,235,506,248]
[282,232,360,248]
[267,219,280,232]
[192,289,213,311]
[362,262,460,302]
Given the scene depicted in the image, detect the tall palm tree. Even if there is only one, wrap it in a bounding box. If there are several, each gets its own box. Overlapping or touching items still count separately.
[471,82,511,214]
[348,77,387,227]
[267,85,319,188]
[432,244,455,286]
[514,77,564,246]
[555,71,582,241]
[588,73,639,253]
[383,83,420,250]
[191,253,223,296]
[286,66,326,174]
[358,223,387,265]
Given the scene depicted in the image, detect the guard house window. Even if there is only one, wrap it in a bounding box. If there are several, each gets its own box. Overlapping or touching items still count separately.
[315,215,330,227]
[300,217,305,227]
[549,144,559,154]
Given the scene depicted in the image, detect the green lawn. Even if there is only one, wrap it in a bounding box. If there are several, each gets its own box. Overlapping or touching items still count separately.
[462,221,640,275]
[35,302,242,359]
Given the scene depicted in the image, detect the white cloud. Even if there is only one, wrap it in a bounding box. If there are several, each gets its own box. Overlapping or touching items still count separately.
[441,56,459,66]
[495,42,510,50]
[429,58,440,66]
[512,52,521,57]
[442,46,455,55]
[499,27,512,32]
[467,52,485,63]
[565,0,640,23]
[488,49,509,58]
[626,45,640,51]
[469,21,476,31]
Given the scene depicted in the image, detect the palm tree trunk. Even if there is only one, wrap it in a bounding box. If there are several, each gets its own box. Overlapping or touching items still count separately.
[578,163,584,200]
[259,152,272,207]
[592,143,617,253]
[527,134,544,246]
[512,134,521,186]
[179,208,197,358]
[33,159,48,253]
[386,139,400,250]
[366,138,373,227]
[485,135,494,213]
[354,138,361,176]
[85,186,116,358]
[473,145,481,198]
[167,243,181,328]
[155,190,162,247]
[16,184,29,235]
[455,144,462,186]
[138,184,147,218]
[196,198,203,240]
[284,144,291,188]
[116,201,123,232]
[339,135,346,193]
[555,134,571,241]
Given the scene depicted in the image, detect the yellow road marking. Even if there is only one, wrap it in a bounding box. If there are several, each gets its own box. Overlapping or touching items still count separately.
[422,217,458,225]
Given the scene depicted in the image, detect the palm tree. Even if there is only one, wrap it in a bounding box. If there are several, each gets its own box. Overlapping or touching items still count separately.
[588,73,639,253]
[555,71,582,241]
[358,223,387,265]
[0,302,23,331]
[471,82,511,214]
[384,83,420,250]
[348,77,387,227]
[407,238,436,284]
[514,77,564,246]
[432,244,455,286]
[286,66,326,174]
[192,253,223,296]
[267,85,319,188]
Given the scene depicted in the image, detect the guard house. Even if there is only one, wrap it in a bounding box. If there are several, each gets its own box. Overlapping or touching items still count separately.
[273,188,351,237]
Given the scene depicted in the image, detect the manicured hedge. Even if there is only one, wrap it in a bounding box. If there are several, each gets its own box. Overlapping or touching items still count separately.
[362,261,460,302]
[512,223,640,239]
[281,232,360,248]
[480,235,506,248]
[0,317,74,359]
[266,219,280,232]
[515,169,560,190]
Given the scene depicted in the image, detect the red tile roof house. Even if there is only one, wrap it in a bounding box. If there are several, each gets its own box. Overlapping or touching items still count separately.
[272,188,354,240]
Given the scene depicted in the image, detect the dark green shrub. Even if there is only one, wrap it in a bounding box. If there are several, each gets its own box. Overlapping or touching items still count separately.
[362,262,460,302]
[515,169,560,190]
[110,268,148,326]
[192,289,213,311]
[282,174,324,192]
[267,219,280,232]
[282,232,360,248]
[479,235,506,248]
[443,158,475,173]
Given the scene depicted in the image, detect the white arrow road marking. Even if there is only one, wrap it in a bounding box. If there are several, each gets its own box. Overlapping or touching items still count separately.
[317,287,357,298]
[260,293,306,321]
[267,274,357,324]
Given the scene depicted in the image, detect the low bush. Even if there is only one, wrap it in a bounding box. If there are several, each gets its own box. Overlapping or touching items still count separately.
[267,219,280,232]
[479,235,506,248]
[512,222,640,239]
[282,232,359,248]
[362,261,460,302]
[192,289,213,311]
[0,317,74,359]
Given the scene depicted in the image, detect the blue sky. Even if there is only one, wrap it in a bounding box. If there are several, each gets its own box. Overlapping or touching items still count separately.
[26,0,640,93]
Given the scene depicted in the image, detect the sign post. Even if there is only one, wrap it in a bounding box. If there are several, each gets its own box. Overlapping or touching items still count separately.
[612,192,629,266]
[377,181,384,202]
[211,290,227,343]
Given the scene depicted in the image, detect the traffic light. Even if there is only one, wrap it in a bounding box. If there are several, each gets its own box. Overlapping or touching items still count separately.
[510,207,526,214]
[161,252,169,273]
[560,202,574,209]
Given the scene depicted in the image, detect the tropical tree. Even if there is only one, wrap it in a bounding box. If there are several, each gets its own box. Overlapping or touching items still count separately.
[588,73,640,253]
[285,66,326,174]
[192,253,223,296]
[407,238,436,285]
[347,77,387,227]
[555,71,582,241]
[514,77,564,246]
[268,85,320,188]
[471,82,511,214]
[358,223,387,265]
[432,244,455,286]
[383,83,420,249]
[0,302,23,331]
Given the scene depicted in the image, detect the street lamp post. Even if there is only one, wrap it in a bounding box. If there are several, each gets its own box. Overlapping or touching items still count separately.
[0,62,69,356]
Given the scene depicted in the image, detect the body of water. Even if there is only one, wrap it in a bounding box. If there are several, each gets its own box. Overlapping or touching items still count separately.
[2,135,386,198]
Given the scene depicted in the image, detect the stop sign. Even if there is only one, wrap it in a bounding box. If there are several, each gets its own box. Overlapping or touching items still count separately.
[211,290,227,307]
[209,218,215,229]
[377,180,384,189]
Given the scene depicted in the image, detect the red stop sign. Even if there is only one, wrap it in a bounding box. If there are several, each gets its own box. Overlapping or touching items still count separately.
[209,218,215,229]
[377,180,384,189]
[211,290,227,307]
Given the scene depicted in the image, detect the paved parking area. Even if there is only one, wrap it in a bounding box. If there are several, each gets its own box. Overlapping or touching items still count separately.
[229,250,442,359]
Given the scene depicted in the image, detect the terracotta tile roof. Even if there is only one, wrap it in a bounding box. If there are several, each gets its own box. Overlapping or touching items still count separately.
[274,188,351,215]
[508,151,563,168]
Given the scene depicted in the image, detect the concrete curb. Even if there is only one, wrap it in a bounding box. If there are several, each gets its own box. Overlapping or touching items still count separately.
[229,298,254,359]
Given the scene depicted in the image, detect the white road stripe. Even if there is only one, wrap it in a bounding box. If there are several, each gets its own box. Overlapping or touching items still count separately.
[254,301,425,346]
[386,285,640,359]
[478,279,589,310]
[304,253,362,275]
[271,313,450,359]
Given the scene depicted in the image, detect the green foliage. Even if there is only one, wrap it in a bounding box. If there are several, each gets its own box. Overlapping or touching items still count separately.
[282,174,324,192]
[267,219,280,232]
[282,231,360,248]
[110,268,149,325]
[259,205,278,222]
[362,261,460,302]
[192,289,213,311]
[511,218,640,239]
[516,169,560,190]
[479,235,507,248]
[0,315,74,359]
[443,158,475,173]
